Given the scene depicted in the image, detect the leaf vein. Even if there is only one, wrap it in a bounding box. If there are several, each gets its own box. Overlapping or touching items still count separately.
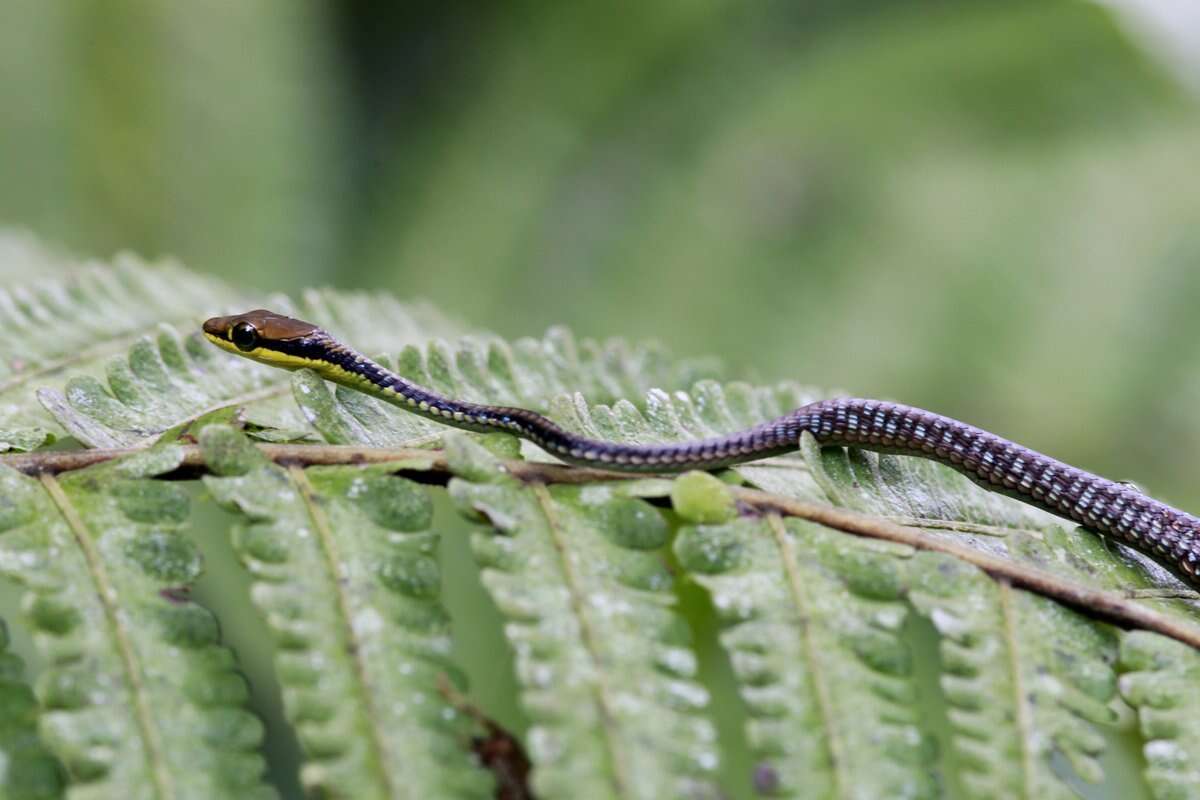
[766,513,850,797]
[531,483,629,798]
[999,580,1037,799]
[38,472,175,800]
[289,465,399,798]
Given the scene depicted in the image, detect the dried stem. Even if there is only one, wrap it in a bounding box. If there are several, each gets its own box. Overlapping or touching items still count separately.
[5,443,1200,650]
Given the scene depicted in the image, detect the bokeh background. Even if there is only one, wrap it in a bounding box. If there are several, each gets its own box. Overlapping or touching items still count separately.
[2,1,1199,797]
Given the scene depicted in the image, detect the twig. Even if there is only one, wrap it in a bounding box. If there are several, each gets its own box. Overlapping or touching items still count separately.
[0,444,448,475]
[731,486,1200,650]
[5,443,1200,650]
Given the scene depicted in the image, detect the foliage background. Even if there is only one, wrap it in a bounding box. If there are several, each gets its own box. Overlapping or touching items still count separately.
[1,1,1198,797]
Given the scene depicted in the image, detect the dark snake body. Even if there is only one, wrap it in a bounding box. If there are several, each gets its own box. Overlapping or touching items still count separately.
[203,312,1200,584]
[501,394,1200,582]
[335,339,1200,583]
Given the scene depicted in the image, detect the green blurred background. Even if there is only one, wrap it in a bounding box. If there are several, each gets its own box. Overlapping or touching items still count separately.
[2,1,1198,797]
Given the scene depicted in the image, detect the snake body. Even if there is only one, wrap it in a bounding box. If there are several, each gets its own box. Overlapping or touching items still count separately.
[204,309,1200,583]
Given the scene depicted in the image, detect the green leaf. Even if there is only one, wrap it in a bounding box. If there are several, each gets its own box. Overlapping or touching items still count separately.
[200,426,493,800]
[0,249,244,451]
[449,440,720,800]
[37,325,286,449]
[0,618,63,800]
[799,429,1199,599]
[908,553,1116,798]
[797,430,1056,532]
[3,248,1199,799]
[0,450,273,798]
[292,289,469,363]
[792,428,1199,795]
[675,515,933,799]
[1119,631,1200,800]
[303,333,1200,798]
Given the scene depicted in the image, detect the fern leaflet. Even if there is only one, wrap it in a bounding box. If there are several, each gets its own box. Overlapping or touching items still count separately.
[0,449,272,799]
[199,426,494,800]
[448,435,721,800]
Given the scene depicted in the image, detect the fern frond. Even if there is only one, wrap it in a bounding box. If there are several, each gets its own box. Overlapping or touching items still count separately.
[547,386,1174,794]
[37,325,291,449]
[791,431,1188,793]
[4,247,1196,800]
[447,435,720,800]
[291,326,723,447]
[0,619,63,800]
[291,288,469,359]
[797,425,1199,598]
[279,357,1200,798]
[907,552,1116,798]
[37,289,469,450]
[199,426,494,800]
[0,252,244,451]
[674,513,934,799]
[1119,631,1200,799]
[0,449,273,799]
[797,432,1056,532]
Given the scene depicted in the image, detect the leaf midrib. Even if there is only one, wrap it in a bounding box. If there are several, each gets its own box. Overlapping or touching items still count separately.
[999,580,1038,798]
[39,473,175,800]
[766,514,850,797]
[290,466,399,799]
[532,483,630,798]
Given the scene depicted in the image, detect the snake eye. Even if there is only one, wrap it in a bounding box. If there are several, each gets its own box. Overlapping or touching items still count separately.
[230,321,259,352]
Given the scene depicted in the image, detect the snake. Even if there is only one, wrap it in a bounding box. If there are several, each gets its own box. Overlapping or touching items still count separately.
[204,309,1200,583]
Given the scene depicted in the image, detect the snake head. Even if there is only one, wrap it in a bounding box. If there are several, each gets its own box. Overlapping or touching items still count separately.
[202,309,322,359]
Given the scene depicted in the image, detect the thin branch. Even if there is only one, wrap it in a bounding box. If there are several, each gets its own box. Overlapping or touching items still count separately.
[1,443,448,475]
[5,444,1200,650]
[730,486,1200,651]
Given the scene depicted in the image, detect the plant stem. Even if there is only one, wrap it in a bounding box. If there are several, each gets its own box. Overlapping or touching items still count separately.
[5,443,1200,650]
